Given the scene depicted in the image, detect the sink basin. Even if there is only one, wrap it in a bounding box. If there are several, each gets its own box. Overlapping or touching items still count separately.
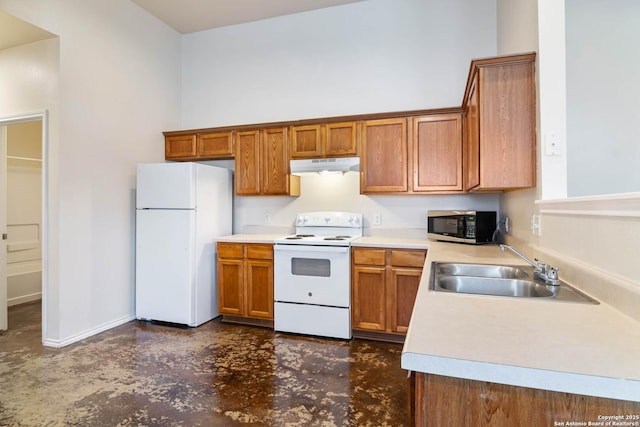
[429,262,598,304]
[437,276,554,298]
[435,262,529,279]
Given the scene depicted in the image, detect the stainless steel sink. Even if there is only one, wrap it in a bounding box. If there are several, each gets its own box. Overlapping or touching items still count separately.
[438,276,554,297]
[430,262,598,304]
[435,262,528,279]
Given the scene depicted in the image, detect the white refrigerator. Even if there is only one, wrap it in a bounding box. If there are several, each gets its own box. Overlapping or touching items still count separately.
[135,162,232,326]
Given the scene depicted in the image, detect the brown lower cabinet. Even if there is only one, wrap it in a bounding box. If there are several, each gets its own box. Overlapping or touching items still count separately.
[352,247,427,341]
[217,242,274,325]
[411,373,640,426]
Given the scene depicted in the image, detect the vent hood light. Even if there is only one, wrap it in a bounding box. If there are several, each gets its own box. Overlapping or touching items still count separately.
[290,157,360,175]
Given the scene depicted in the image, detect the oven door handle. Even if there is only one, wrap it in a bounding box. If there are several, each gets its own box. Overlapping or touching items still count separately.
[274,244,349,254]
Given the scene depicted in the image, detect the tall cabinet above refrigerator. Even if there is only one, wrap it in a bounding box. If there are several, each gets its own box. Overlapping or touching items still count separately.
[135,162,232,326]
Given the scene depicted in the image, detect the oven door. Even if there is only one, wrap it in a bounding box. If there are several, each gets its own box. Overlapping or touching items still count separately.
[274,244,350,307]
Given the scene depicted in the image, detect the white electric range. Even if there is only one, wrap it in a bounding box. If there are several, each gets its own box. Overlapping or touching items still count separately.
[273,211,363,339]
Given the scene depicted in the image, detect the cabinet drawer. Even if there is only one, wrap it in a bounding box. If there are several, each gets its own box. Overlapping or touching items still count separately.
[218,243,243,259]
[390,250,427,268]
[245,244,273,260]
[352,248,386,266]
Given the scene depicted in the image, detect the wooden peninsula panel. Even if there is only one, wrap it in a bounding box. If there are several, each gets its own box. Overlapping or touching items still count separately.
[413,373,640,426]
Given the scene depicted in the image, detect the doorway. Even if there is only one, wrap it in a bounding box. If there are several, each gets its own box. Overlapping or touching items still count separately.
[0,111,48,335]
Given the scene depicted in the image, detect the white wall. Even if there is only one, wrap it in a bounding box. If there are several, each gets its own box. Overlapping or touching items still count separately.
[182,0,497,128]
[0,37,59,336]
[0,0,181,345]
[565,0,640,197]
[188,0,499,233]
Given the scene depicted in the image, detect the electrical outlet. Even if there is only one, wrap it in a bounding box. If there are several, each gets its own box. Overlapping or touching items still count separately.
[500,216,509,234]
[264,212,272,224]
[373,213,382,226]
[531,214,541,236]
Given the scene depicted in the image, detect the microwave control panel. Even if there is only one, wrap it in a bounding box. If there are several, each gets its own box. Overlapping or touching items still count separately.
[465,215,476,238]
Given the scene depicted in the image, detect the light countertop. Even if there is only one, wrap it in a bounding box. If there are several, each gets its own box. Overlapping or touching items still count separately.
[351,236,430,250]
[215,234,285,244]
[401,241,640,402]
[216,234,431,249]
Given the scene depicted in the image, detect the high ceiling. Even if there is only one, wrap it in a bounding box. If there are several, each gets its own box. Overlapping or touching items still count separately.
[1,1,364,50]
[131,0,365,34]
[0,0,363,50]
[0,11,56,51]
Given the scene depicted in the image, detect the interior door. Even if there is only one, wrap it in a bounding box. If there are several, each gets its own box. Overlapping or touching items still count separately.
[0,126,8,330]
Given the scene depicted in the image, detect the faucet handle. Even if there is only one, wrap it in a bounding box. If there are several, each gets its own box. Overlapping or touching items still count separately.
[546,267,560,286]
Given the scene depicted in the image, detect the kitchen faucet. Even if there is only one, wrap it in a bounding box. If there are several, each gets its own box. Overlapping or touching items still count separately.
[499,244,560,286]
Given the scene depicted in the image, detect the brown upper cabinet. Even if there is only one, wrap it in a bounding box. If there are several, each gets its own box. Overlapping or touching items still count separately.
[165,131,234,160]
[198,131,234,158]
[261,127,295,195]
[462,52,537,192]
[290,121,359,159]
[235,128,300,196]
[165,134,197,159]
[361,113,464,194]
[361,118,408,193]
[411,113,463,192]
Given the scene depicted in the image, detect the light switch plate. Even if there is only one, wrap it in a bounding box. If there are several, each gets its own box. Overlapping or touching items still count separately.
[544,132,561,156]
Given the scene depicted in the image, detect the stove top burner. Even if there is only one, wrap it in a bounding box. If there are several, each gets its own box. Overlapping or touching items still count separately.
[276,212,363,246]
[283,234,355,241]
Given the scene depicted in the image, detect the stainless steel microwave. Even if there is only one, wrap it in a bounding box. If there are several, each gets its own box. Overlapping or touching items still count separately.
[427,210,497,244]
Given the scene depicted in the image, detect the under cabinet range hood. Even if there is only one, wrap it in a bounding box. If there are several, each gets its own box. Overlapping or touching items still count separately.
[290,157,360,175]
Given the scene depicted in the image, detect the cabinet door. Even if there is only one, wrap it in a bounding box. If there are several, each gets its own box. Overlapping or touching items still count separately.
[478,63,535,189]
[245,259,274,319]
[412,114,463,192]
[198,131,234,158]
[290,125,322,158]
[325,121,358,157]
[165,135,196,159]
[361,118,408,193]
[389,267,422,334]
[261,127,290,195]
[235,130,261,195]
[218,258,244,316]
[352,266,387,331]
[465,77,480,191]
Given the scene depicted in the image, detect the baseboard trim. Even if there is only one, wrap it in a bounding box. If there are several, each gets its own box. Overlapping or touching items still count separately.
[42,314,135,348]
[8,292,42,307]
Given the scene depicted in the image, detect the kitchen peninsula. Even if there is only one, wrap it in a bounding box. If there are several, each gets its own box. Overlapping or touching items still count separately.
[402,241,640,425]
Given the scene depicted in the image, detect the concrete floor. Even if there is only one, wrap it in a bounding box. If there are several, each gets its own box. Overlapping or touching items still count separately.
[0,301,409,426]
